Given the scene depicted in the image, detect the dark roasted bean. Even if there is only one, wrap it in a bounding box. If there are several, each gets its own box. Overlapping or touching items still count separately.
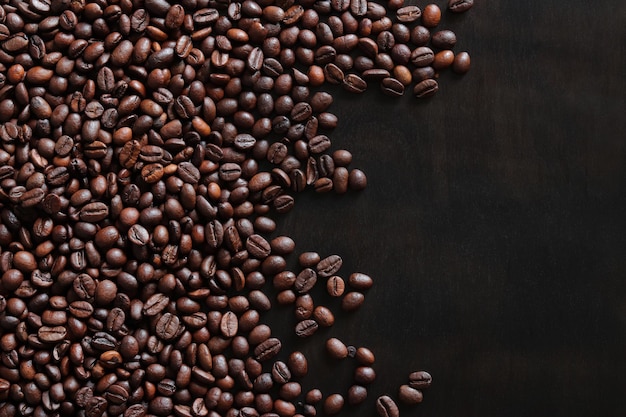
[376,395,399,417]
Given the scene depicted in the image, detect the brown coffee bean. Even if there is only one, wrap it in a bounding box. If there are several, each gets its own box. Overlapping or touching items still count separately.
[452,51,471,74]
[327,276,345,297]
[294,268,317,293]
[376,395,399,417]
[408,370,432,389]
[295,319,318,337]
[220,311,239,338]
[254,338,281,361]
[399,384,423,404]
[317,255,342,277]
[342,291,365,311]
[348,272,374,290]
[38,326,67,343]
[323,394,344,415]
[342,385,366,407]
[413,78,439,98]
[155,312,182,341]
[79,202,109,223]
[326,338,348,359]
[448,0,474,13]
[397,6,421,22]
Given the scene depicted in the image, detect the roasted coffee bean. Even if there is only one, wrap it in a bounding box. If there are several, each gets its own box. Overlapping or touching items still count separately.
[155,313,182,341]
[422,4,442,27]
[254,338,281,361]
[317,255,342,277]
[342,291,365,311]
[381,77,405,97]
[294,268,317,293]
[354,366,376,384]
[79,202,109,223]
[355,347,376,365]
[376,395,399,417]
[348,384,368,405]
[433,50,455,70]
[348,272,374,290]
[399,385,423,404]
[272,361,291,384]
[411,47,435,67]
[295,319,318,337]
[313,306,334,327]
[431,30,457,49]
[326,338,348,359]
[327,276,345,296]
[453,51,471,74]
[408,370,432,389]
[448,0,474,13]
[397,6,421,22]
[413,78,439,98]
[342,73,367,93]
[220,311,239,337]
[128,224,150,246]
[38,326,67,343]
[323,394,344,415]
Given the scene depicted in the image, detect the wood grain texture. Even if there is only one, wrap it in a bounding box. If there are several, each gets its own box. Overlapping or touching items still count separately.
[267,1,626,416]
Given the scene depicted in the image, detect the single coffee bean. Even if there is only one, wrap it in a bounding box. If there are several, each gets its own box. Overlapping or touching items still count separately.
[348,272,374,290]
[411,47,434,67]
[155,312,182,341]
[354,366,376,384]
[246,234,272,259]
[326,338,348,359]
[287,351,308,378]
[294,268,317,293]
[398,385,423,405]
[178,162,201,184]
[317,255,342,277]
[422,4,441,27]
[355,347,376,365]
[413,79,439,98]
[431,30,457,49]
[381,77,405,97]
[295,319,318,337]
[433,50,455,70]
[323,394,344,415]
[448,0,473,13]
[220,311,239,337]
[341,291,365,311]
[376,395,399,417]
[38,326,67,343]
[396,6,421,22]
[272,361,291,384]
[326,276,345,297]
[408,370,432,389]
[313,306,335,327]
[342,73,367,93]
[254,338,281,361]
[348,385,368,405]
[299,252,321,267]
[452,51,471,74]
[128,224,150,246]
[79,202,109,222]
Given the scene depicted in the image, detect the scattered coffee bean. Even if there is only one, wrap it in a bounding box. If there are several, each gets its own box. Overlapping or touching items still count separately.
[376,395,400,417]
[0,0,474,414]
[399,384,424,404]
[408,370,433,389]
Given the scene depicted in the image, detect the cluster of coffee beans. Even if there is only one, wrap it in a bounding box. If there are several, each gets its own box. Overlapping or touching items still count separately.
[0,0,472,415]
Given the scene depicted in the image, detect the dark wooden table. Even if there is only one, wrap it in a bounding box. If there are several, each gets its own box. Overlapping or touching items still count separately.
[267,1,626,416]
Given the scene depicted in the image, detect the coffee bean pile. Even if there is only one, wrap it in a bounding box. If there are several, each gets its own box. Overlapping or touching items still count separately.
[0,0,472,415]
